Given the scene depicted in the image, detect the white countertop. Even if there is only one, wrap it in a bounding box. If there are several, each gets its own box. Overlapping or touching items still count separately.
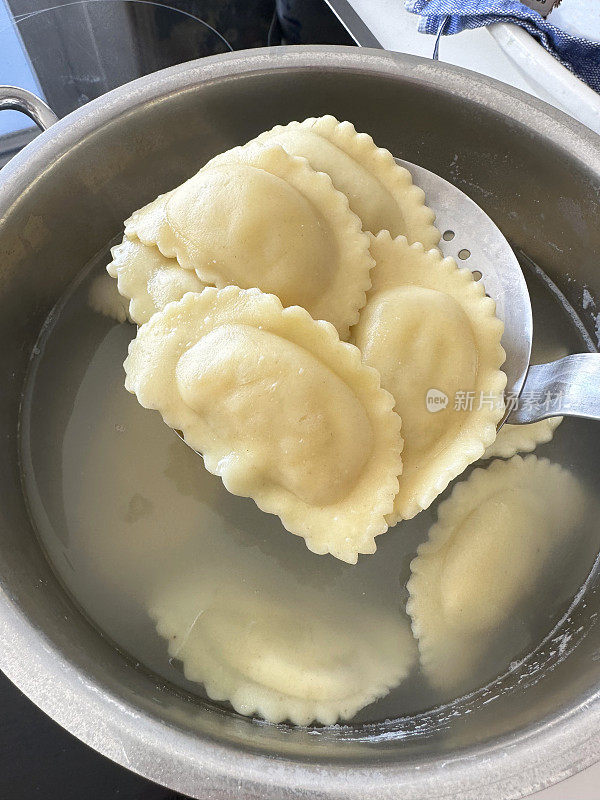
[327,1,600,797]
[332,0,534,87]
[328,0,600,132]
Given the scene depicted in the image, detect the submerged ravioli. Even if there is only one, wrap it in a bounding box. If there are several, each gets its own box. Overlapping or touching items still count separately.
[87,274,130,323]
[124,286,403,563]
[352,232,506,522]
[107,234,207,325]
[125,146,373,339]
[149,559,417,725]
[406,455,587,691]
[208,115,440,248]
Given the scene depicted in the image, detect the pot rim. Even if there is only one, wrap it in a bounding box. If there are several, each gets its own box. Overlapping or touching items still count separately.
[1,44,599,800]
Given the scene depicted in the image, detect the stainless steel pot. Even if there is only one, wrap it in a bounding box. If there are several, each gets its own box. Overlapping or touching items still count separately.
[0,46,599,800]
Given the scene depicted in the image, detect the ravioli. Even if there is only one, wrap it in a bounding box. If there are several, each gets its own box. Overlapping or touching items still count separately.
[483,416,562,460]
[352,232,506,521]
[209,115,440,248]
[125,146,373,339]
[107,234,207,325]
[483,347,566,460]
[124,286,403,563]
[124,190,174,245]
[406,455,587,691]
[149,558,417,726]
[87,274,130,323]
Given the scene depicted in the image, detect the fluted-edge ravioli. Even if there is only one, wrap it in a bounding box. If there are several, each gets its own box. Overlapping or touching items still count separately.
[352,232,506,522]
[149,565,417,725]
[482,416,563,460]
[125,146,374,340]
[482,347,566,460]
[406,456,587,691]
[107,234,207,325]
[124,189,174,244]
[208,115,440,248]
[124,286,403,563]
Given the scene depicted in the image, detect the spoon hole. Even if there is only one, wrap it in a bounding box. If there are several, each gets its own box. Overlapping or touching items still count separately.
[472,270,483,281]
[458,248,471,260]
[442,229,455,241]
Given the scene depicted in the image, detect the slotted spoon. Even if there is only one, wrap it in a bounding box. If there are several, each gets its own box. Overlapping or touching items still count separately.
[400,159,600,426]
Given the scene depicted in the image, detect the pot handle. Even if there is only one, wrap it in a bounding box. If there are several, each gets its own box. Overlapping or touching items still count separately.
[0,86,58,131]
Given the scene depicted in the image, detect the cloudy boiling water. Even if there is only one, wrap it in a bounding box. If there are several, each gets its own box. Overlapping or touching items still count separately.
[19,248,600,724]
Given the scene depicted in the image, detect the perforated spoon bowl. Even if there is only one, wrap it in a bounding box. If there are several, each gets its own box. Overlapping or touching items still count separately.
[399,159,600,426]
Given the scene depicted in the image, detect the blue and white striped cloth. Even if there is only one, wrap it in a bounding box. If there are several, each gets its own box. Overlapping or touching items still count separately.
[405,1,600,92]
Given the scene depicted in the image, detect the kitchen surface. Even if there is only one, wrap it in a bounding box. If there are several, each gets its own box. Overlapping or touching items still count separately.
[1,1,599,798]
[325,0,600,132]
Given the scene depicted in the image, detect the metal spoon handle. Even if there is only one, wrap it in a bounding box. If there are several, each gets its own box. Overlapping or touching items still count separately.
[506,354,600,424]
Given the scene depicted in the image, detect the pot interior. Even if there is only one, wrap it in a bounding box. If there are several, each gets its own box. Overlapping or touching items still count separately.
[1,51,599,780]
